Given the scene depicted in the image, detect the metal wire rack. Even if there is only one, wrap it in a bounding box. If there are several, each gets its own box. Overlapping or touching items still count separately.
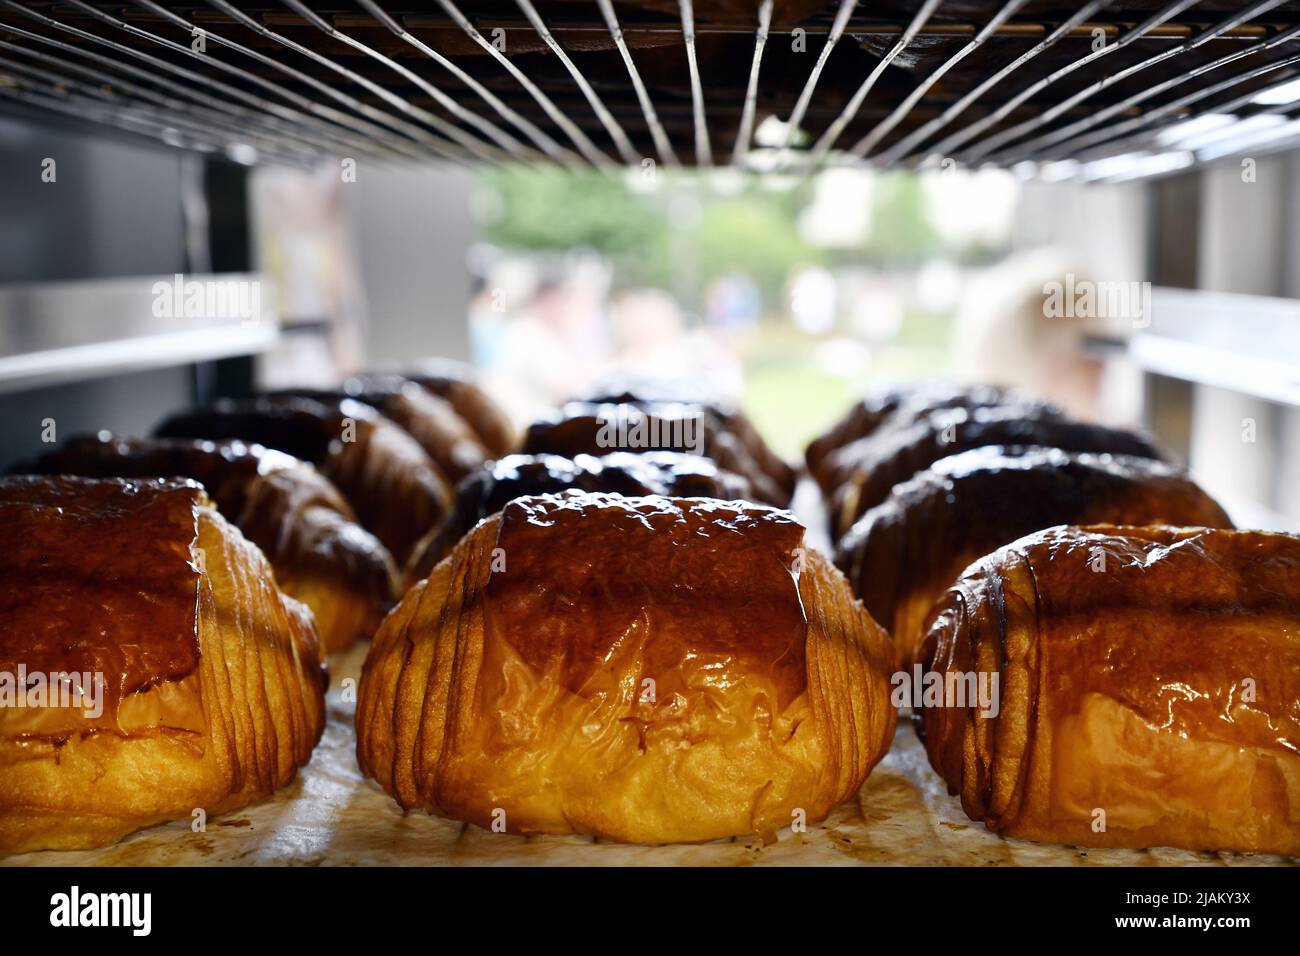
[2,1,1300,177]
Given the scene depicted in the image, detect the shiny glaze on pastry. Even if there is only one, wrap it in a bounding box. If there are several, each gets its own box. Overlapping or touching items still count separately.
[835,446,1232,667]
[397,360,517,457]
[273,376,489,483]
[26,434,397,653]
[919,524,1300,855]
[523,401,788,505]
[403,450,753,587]
[583,381,796,499]
[357,491,895,843]
[807,383,1061,489]
[827,407,1164,538]
[0,476,325,854]
[156,396,451,566]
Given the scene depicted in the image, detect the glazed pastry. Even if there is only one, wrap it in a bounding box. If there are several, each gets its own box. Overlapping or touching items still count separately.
[404,450,752,587]
[397,360,517,457]
[835,446,1232,667]
[273,376,490,484]
[583,380,796,500]
[357,491,896,844]
[827,407,1164,539]
[919,524,1300,855]
[0,476,325,855]
[523,401,788,505]
[806,383,1060,489]
[25,434,397,653]
[156,396,452,566]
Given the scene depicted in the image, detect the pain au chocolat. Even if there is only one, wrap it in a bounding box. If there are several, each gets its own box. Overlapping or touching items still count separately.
[357,491,896,844]
[524,401,789,506]
[156,396,452,566]
[272,375,490,484]
[396,361,517,458]
[806,383,1061,490]
[26,433,397,654]
[582,380,797,502]
[835,446,1232,667]
[826,407,1164,539]
[403,450,752,588]
[919,525,1300,855]
[0,476,325,855]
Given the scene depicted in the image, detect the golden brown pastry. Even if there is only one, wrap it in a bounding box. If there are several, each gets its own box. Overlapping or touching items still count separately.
[156,396,452,567]
[826,407,1164,539]
[0,476,325,855]
[398,360,517,458]
[24,434,397,654]
[357,491,896,844]
[523,401,789,505]
[835,446,1232,667]
[583,380,796,500]
[403,450,752,588]
[806,383,1061,490]
[274,375,490,484]
[919,524,1300,855]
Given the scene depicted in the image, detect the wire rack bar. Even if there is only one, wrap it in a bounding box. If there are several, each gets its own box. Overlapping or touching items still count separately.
[779,0,856,155]
[853,0,1029,160]
[126,0,430,160]
[731,0,771,164]
[514,0,637,164]
[971,0,1292,163]
[1044,38,1300,164]
[2,0,398,161]
[1009,23,1300,163]
[0,1,1298,177]
[879,0,1115,165]
[596,0,677,167]
[355,0,577,166]
[808,0,942,165]
[280,0,540,163]
[934,0,1201,162]
[434,0,611,167]
[202,0,487,164]
[678,0,711,167]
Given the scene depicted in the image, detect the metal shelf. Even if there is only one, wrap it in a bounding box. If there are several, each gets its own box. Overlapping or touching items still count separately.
[0,273,279,393]
[1133,287,1300,409]
[0,2,1299,173]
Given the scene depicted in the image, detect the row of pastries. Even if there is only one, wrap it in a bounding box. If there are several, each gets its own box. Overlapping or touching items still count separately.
[0,369,1296,857]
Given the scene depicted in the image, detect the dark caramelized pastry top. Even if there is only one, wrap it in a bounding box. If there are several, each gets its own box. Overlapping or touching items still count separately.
[827,406,1165,537]
[156,395,452,565]
[397,360,517,457]
[0,475,202,717]
[523,401,787,505]
[25,432,329,519]
[581,378,796,497]
[835,446,1233,665]
[156,396,354,463]
[404,450,753,584]
[485,492,809,707]
[806,383,1062,488]
[270,377,489,482]
[23,433,398,653]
